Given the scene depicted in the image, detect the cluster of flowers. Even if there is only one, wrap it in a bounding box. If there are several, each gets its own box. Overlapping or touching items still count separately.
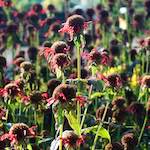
[0,0,149,149]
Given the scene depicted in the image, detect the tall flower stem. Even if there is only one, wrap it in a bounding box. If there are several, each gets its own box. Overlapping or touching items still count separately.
[92,102,109,150]
[59,110,64,150]
[74,36,82,134]
[138,91,149,145]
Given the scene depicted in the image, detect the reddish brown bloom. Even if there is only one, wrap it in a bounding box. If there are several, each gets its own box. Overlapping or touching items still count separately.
[4,83,21,97]
[13,57,25,67]
[82,49,110,66]
[0,123,35,145]
[59,14,87,40]
[112,97,126,110]
[50,53,70,72]
[97,73,122,88]
[51,41,70,54]
[62,130,85,149]
[47,84,76,107]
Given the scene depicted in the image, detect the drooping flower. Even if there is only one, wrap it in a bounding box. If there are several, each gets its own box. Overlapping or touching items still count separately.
[62,130,85,149]
[82,48,110,66]
[0,123,36,146]
[97,73,122,88]
[59,14,87,40]
[47,79,61,97]
[50,53,70,72]
[4,83,22,98]
[47,84,76,107]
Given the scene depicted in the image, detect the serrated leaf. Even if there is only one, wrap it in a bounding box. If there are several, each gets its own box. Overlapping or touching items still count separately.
[65,111,81,135]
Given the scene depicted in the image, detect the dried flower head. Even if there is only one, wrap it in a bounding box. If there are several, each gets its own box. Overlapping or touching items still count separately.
[105,142,124,150]
[121,133,138,150]
[112,97,126,110]
[29,91,43,104]
[20,61,32,72]
[112,108,127,123]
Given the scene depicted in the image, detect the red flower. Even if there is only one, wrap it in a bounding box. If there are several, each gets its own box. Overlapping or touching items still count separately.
[39,47,55,60]
[47,92,67,106]
[0,88,7,97]
[59,15,87,41]
[0,123,36,145]
[75,96,87,107]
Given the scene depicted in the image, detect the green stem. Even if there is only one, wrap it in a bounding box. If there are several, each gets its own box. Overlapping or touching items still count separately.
[59,112,64,150]
[81,85,93,129]
[92,102,109,150]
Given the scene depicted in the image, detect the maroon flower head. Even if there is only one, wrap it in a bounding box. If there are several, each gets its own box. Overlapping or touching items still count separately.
[47,79,61,97]
[62,130,85,149]
[48,84,76,107]
[50,53,70,72]
[112,97,126,110]
[59,14,87,40]
[29,91,43,104]
[4,83,21,97]
[51,41,69,54]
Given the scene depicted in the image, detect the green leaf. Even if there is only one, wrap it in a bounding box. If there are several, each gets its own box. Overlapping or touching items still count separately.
[82,126,111,142]
[27,144,32,150]
[65,111,81,135]
[90,92,104,100]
